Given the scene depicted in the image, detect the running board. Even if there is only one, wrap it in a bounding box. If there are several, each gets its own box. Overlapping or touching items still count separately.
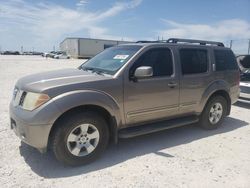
[118,116,199,138]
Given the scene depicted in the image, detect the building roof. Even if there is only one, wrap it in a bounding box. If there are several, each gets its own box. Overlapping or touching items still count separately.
[60,37,132,45]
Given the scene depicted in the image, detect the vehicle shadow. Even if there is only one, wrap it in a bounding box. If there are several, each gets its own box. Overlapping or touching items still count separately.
[234,101,250,109]
[19,117,248,179]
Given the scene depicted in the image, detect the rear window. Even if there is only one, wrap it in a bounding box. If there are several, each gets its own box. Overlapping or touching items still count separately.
[214,50,238,71]
[180,49,208,75]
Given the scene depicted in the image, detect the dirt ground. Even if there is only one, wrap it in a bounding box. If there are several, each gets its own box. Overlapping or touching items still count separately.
[0,55,250,188]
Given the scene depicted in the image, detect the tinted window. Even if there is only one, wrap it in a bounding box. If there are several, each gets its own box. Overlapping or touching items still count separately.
[180,49,208,74]
[131,48,173,77]
[214,50,238,71]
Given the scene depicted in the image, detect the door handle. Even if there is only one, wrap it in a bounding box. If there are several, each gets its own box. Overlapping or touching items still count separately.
[168,82,177,88]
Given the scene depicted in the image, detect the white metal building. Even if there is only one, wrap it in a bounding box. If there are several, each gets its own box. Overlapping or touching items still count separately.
[60,38,131,58]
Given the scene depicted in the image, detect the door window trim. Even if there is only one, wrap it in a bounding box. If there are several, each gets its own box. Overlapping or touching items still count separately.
[178,47,210,77]
[129,47,175,80]
[213,49,238,72]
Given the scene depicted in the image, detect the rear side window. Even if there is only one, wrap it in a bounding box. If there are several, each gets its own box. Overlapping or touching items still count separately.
[180,49,208,74]
[131,48,173,77]
[214,50,238,71]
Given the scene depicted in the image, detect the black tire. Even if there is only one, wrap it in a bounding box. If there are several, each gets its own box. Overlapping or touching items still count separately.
[199,95,227,130]
[51,111,109,166]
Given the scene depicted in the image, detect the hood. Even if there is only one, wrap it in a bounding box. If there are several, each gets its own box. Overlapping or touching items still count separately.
[16,68,110,93]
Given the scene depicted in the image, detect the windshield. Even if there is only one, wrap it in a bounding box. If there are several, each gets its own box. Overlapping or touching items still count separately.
[80,45,142,75]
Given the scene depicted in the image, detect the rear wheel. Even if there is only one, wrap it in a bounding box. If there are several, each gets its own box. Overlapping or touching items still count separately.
[51,112,109,166]
[199,96,227,130]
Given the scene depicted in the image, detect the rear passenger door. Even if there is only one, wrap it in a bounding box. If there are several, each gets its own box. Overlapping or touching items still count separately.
[178,47,212,114]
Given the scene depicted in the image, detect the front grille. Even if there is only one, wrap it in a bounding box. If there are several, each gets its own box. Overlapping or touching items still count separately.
[10,118,16,129]
[19,92,27,106]
[13,89,24,107]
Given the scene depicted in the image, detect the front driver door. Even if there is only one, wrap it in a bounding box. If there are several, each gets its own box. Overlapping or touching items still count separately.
[123,47,179,125]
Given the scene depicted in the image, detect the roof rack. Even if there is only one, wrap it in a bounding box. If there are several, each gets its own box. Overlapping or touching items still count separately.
[136,38,225,47]
[136,40,162,43]
[167,38,224,47]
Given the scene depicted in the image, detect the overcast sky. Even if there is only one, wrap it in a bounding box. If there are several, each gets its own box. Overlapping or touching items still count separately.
[0,0,249,54]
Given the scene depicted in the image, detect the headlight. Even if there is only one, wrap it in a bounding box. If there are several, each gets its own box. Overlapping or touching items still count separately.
[22,92,50,111]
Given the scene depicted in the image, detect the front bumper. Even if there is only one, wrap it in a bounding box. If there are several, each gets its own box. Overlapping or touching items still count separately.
[10,117,51,153]
[9,100,61,152]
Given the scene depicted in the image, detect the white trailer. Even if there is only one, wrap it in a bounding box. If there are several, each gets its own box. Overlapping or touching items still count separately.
[60,38,131,58]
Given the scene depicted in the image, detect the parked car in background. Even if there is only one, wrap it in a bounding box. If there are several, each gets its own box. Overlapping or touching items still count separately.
[23,51,43,55]
[236,55,250,101]
[22,51,33,55]
[43,51,56,58]
[2,51,20,55]
[53,51,70,59]
[31,51,43,55]
[10,38,239,166]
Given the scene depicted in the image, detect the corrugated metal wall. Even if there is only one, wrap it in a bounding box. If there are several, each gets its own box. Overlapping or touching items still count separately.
[60,39,78,58]
[61,38,131,58]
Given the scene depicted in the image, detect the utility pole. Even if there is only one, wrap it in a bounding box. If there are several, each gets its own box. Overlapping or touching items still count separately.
[229,40,233,49]
[248,39,250,54]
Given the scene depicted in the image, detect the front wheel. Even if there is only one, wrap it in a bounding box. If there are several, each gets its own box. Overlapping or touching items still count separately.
[199,96,227,130]
[51,112,109,166]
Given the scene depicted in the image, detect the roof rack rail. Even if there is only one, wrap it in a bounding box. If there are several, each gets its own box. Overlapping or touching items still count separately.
[136,40,161,43]
[167,38,224,47]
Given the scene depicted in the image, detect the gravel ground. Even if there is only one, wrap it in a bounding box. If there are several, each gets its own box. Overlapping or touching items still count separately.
[0,55,250,188]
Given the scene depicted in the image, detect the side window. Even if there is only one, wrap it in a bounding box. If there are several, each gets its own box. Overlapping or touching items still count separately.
[214,50,238,71]
[180,49,208,75]
[131,48,173,77]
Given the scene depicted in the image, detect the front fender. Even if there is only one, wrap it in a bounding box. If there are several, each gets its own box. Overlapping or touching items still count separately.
[52,90,122,126]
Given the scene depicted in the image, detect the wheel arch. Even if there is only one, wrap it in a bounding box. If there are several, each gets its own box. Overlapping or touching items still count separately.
[202,89,231,115]
[199,80,231,115]
[48,104,118,150]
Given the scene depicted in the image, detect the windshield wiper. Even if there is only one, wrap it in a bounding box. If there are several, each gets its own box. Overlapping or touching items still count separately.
[92,69,105,76]
[82,67,106,76]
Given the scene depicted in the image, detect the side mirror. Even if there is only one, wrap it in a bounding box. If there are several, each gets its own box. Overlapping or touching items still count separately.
[134,66,153,79]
